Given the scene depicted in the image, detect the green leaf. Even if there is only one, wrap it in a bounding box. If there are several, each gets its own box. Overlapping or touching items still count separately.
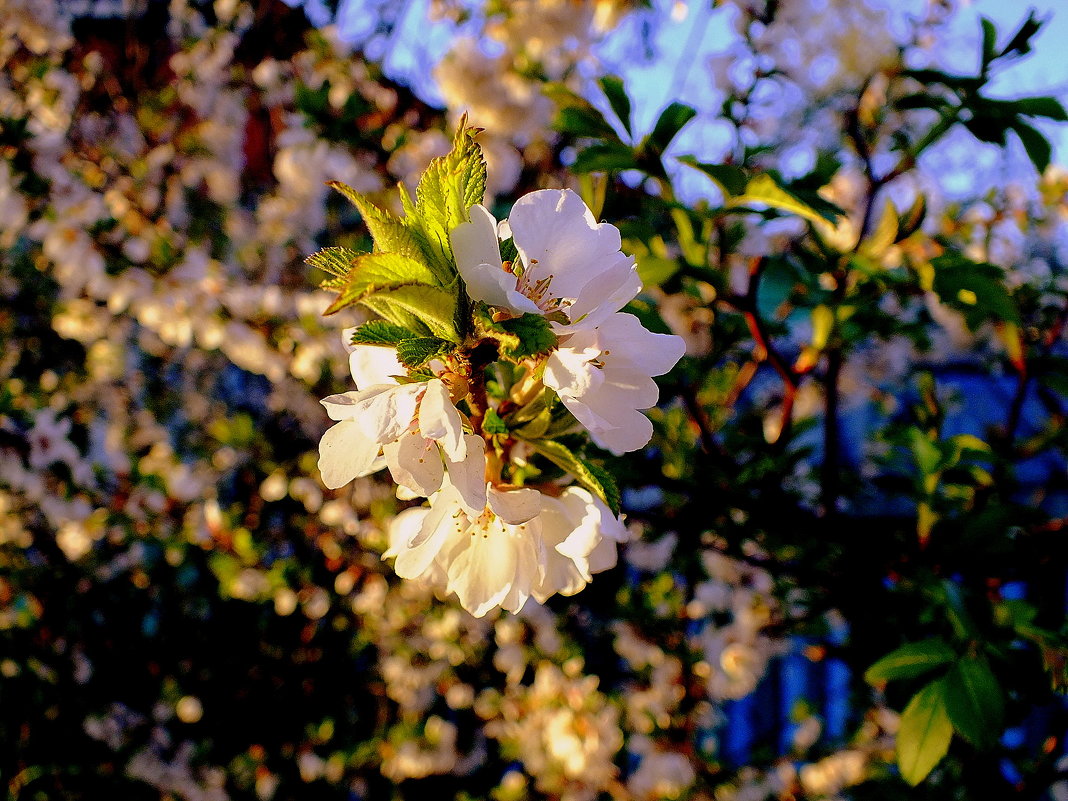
[677,156,748,196]
[636,254,679,287]
[980,17,998,67]
[1012,121,1052,173]
[474,307,558,361]
[1010,96,1068,121]
[306,246,359,278]
[395,337,456,369]
[599,75,633,137]
[481,407,509,435]
[897,679,953,786]
[327,182,420,257]
[728,174,840,225]
[571,141,638,173]
[359,284,460,343]
[907,428,942,477]
[944,656,1004,749]
[646,102,697,154]
[895,93,950,112]
[348,320,413,347]
[865,639,956,684]
[556,105,620,141]
[930,255,1021,328]
[519,437,620,514]
[997,11,1042,59]
[410,117,487,281]
[582,460,621,516]
[322,252,441,315]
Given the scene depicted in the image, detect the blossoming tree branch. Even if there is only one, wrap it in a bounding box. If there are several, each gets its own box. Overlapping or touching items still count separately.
[311,120,684,617]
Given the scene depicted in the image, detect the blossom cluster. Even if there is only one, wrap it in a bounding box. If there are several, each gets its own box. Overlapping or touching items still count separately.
[316,131,685,616]
[2,0,1066,799]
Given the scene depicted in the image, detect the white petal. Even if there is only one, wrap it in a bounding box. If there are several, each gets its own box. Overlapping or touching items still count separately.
[354,382,422,442]
[383,506,428,560]
[596,313,687,376]
[445,520,522,617]
[419,379,466,461]
[488,485,544,525]
[348,344,404,389]
[588,413,654,455]
[508,189,626,302]
[384,430,444,497]
[452,205,503,275]
[394,490,464,579]
[446,435,488,514]
[451,205,516,308]
[532,496,589,601]
[565,256,641,328]
[319,391,369,421]
[543,345,604,401]
[317,420,381,489]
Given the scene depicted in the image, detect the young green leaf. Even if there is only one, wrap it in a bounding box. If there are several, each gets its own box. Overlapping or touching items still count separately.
[864,639,956,684]
[930,255,1021,328]
[571,141,639,174]
[980,17,998,68]
[943,656,1004,749]
[997,11,1042,60]
[1012,121,1052,173]
[897,679,953,786]
[518,436,620,514]
[395,337,456,370]
[306,246,359,278]
[327,181,420,257]
[474,307,558,361]
[1010,95,1068,121]
[481,407,509,435]
[359,284,460,343]
[322,252,441,315]
[411,116,487,281]
[556,105,621,142]
[349,320,414,347]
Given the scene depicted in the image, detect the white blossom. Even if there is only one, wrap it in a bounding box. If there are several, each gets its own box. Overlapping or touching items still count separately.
[544,313,685,455]
[451,188,642,331]
[384,482,626,617]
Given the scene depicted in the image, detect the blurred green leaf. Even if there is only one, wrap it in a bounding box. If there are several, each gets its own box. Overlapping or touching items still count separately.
[897,679,953,786]
[865,639,956,684]
[599,75,633,137]
[571,141,638,173]
[944,656,1004,749]
[1012,121,1052,173]
[645,101,697,154]
[677,156,748,195]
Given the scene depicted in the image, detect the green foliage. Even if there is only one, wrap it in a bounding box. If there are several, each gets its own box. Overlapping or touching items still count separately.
[930,254,1021,329]
[409,116,487,281]
[306,245,359,278]
[327,181,421,258]
[897,679,954,786]
[357,283,460,342]
[394,337,456,369]
[473,305,558,361]
[517,436,621,515]
[943,656,1004,750]
[348,320,413,347]
[864,639,956,684]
